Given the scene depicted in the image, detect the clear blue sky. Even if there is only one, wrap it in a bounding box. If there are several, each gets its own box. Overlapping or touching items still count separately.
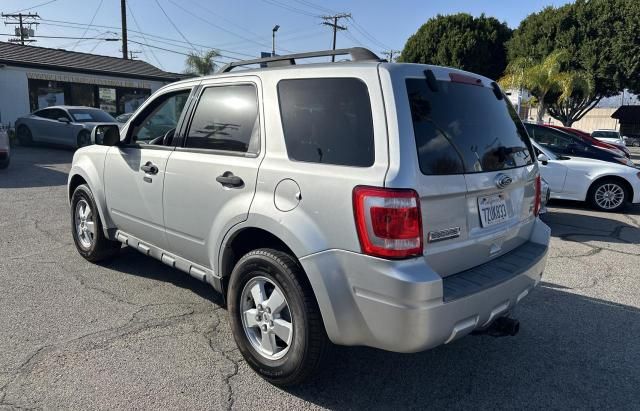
[1,0,573,73]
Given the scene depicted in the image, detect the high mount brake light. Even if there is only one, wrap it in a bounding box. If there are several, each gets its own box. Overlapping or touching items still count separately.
[353,186,423,259]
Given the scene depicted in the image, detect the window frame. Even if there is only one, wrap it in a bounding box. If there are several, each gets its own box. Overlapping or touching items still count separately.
[123,87,195,149]
[276,76,376,168]
[178,81,261,158]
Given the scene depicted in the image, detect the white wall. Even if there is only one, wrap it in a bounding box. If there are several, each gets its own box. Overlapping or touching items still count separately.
[0,65,169,127]
[0,67,30,127]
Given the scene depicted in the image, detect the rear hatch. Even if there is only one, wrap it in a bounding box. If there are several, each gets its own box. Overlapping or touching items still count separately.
[390,66,538,277]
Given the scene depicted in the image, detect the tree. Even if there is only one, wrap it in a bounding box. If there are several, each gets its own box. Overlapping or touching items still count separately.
[506,0,640,126]
[184,49,220,76]
[399,13,512,80]
[499,50,592,124]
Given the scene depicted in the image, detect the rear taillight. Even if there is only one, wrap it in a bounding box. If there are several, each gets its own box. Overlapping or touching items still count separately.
[353,186,423,259]
[533,175,542,217]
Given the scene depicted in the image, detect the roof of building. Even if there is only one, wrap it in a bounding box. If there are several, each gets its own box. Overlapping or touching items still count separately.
[611,105,640,122]
[0,41,180,82]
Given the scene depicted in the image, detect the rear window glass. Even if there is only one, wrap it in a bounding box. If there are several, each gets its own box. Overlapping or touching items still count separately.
[406,78,533,175]
[592,131,619,139]
[68,109,115,123]
[278,78,374,167]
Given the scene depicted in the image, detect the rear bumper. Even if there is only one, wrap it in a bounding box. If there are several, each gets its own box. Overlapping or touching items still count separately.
[300,218,550,353]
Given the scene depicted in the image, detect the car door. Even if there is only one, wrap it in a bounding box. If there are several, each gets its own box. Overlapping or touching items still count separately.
[46,108,74,144]
[28,109,54,143]
[533,145,567,193]
[162,77,263,269]
[103,85,196,250]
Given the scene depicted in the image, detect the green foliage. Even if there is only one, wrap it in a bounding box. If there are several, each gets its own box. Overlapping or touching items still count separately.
[184,49,220,76]
[400,13,512,80]
[508,0,640,97]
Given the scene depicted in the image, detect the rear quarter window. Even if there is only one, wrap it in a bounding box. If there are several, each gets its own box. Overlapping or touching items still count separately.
[278,78,374,167]
[406,78,533,175]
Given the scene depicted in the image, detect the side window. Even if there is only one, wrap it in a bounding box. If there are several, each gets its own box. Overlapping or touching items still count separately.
[129,90,191,144]
[35,109,52,119]
[278,78,375,167]
[50,109,69,121]
[185,84,259,153]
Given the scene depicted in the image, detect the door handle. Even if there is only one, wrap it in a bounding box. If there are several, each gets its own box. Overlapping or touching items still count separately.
[216,171,244,188]
[140,161,159,175]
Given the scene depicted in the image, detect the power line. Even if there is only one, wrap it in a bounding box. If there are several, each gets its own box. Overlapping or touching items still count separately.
[260,0,318,17]
[71,0,103,51]
[10,0,58,13]
[0,33,118,40]
[154,0,197,52]
[1,12,40,44]
[126,0,164,69]
[349,17,393,50]
[291,0,335,15]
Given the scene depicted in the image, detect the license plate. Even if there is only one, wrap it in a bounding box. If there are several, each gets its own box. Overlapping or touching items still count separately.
[478,194,509,227]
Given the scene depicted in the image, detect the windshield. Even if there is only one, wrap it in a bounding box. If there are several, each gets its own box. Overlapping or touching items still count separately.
[406,78,533,175]
[68,109,115,123]
[592,131,620,139]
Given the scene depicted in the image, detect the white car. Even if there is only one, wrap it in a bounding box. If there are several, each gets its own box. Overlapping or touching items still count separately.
[533,141,640,211]
[592,129,625,147]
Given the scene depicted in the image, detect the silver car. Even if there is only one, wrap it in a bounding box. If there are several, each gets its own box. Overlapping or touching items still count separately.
[15,106,119,149]
[67,48,550,386]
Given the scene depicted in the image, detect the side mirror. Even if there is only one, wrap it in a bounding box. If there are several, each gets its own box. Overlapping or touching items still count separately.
[92,124,121,146]
[537,153,549,165]
[58,117,70,123]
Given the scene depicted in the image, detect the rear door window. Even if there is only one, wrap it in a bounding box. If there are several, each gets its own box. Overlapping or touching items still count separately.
[278,78,374,167]
[406,78,533,175]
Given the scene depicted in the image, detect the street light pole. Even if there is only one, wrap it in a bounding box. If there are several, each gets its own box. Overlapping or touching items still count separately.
[272,25,280,57]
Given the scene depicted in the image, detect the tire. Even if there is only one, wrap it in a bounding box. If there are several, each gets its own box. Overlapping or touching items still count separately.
[633,141,640,148]
[17,125,32,146]
[588,178,629,212]
[70,184,121,262]
[228,249,329,386]
[77,130,91,148]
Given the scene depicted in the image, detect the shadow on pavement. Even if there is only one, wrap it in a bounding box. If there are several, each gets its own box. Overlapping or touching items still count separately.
[542,208,639,243]
[0,146,72,189]
[284,283,640,409]
[100,246,225,307]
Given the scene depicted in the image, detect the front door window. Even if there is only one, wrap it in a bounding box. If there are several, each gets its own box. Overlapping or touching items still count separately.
[129,90,191,144]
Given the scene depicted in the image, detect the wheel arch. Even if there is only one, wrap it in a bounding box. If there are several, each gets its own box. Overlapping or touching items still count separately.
[68,161,115,239]
[587,174,634,202]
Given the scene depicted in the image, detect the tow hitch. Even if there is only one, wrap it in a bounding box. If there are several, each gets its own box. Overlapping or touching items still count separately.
[473,317,520,337]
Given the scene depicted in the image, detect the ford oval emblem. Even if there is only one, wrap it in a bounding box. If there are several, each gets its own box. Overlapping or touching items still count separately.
[495,174,512,189]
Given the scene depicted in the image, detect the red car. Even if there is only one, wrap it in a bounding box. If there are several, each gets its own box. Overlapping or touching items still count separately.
[546,124,631,158]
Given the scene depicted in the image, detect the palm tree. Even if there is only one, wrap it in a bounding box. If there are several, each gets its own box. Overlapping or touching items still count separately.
[499,50,588,123]
[184,49,220,76]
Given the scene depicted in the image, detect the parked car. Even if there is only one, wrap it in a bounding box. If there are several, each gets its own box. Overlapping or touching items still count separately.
[0,128,9,169]
[68,48,550,385]
[115,112,133,123]
[532,140,640,211]
[15,106,119,149]
[524,123,634,167]
[592,129,625,146]
[540,177,551,214]
[547,124,630,158]
[625,136,640,147]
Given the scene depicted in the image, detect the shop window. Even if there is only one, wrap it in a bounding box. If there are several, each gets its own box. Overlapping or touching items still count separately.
[29,79,65,111]
[99,88,117,115]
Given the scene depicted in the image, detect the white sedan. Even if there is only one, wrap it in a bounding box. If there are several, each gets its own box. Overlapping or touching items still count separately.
[533,141,640,212]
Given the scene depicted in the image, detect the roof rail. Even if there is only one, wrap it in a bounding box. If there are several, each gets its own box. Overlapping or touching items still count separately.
[219,47,383,73]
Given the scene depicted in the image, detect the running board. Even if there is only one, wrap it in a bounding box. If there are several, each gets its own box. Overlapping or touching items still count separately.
[115,230,223,293]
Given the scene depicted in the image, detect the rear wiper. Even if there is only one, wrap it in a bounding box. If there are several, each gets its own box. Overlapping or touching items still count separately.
[491,82,504,100]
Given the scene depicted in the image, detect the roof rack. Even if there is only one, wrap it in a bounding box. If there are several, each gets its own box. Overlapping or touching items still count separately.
[219,47,383,73]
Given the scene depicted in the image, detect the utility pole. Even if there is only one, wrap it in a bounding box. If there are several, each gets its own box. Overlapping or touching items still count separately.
[2,12,39,45]
[382,49,401,62]
[321,13,350,62]
[120,0,128,59]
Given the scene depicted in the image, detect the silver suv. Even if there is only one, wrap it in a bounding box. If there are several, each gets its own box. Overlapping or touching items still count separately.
[68,48,550,386]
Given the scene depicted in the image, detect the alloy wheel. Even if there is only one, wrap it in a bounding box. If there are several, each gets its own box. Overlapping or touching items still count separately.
[240,276,293,360]
[594,183,625,210]
[74,199,95,248]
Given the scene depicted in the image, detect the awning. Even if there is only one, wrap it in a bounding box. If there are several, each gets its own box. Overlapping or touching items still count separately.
[611,105,640,122]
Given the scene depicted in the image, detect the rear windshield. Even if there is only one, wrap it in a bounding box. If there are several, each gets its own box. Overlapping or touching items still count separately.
[406,78,533,175]
[592,131,619,139]
[68,109,115,123]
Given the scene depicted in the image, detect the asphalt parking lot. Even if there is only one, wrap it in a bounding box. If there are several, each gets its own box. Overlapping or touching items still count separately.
[1,145,639,410]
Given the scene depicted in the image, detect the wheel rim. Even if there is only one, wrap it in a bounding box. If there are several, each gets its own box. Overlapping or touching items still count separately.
[240,276,293,360]
[74,199,95,248]
[594,183,625,210]
[18,127,31,142]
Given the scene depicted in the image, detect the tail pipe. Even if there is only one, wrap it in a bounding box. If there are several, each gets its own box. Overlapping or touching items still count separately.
[473,317,520,337]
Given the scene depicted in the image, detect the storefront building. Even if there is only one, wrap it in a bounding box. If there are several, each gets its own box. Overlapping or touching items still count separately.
[0,41,182,127]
